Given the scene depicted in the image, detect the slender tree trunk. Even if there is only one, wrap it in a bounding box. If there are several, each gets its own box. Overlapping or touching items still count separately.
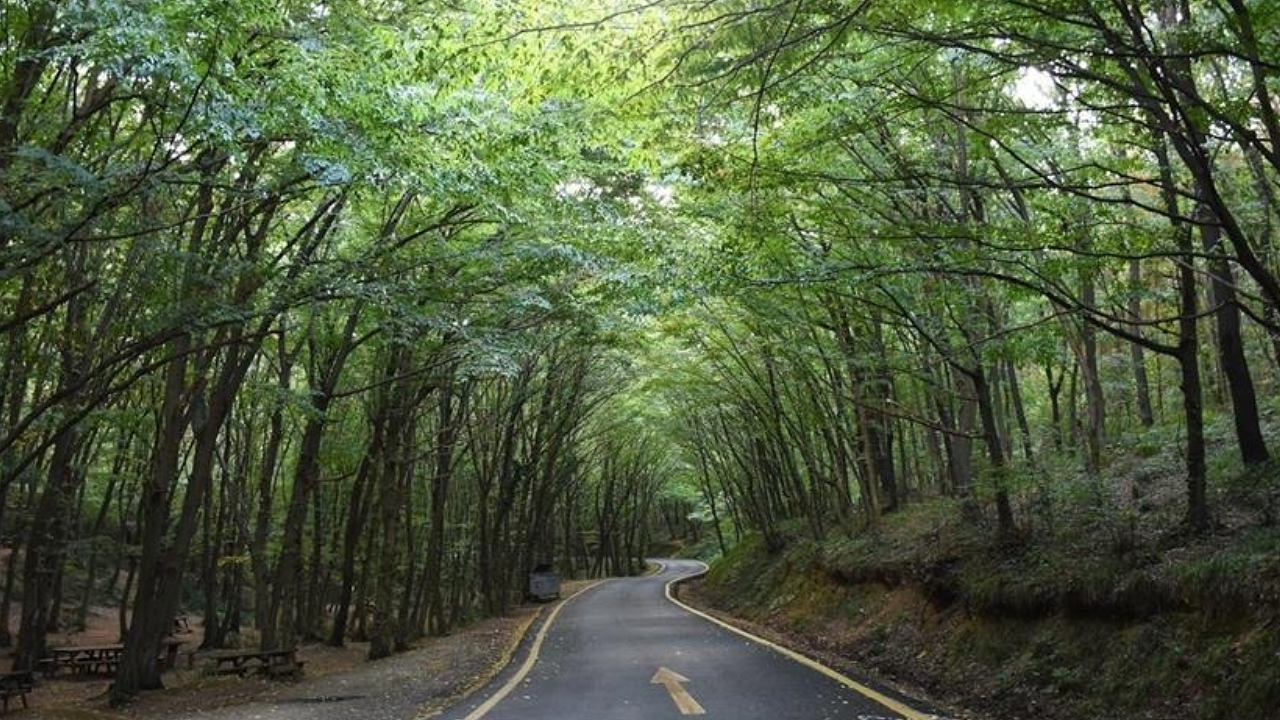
[1067,359,1079,452]
[14,248,88,670]
[198,438,221,649]
[251,338,290,643]
[1152,128,1211,533]
[117,553,136,640]
[368,347,414,659]
[267,405,328,651]
[1005,360,1034,461]
[14,425,81,670]
[1128,260,1156,428]
[425,372,463,636]
[1179,245,1209,532]
[1079,273,1105,474]
[368,435,406,660]
[0,541,18,649]
[328,440,375,646]
[76,432,127,631]
[973,367,1015,537]
[1199,205,1269,464]
[950,370,977,506]
[301,482,326,642]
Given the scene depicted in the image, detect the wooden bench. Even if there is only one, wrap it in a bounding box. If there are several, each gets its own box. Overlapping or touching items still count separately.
[0,670,33,713]
[70,657,117,675]
[47,644,123,677]
[44,638,182,678]
[207,648,303,679]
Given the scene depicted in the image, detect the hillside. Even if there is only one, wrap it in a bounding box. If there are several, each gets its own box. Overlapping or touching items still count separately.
[685,457,1280,720]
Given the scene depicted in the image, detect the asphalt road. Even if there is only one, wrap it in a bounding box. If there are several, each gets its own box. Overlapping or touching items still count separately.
[442,559,935,720]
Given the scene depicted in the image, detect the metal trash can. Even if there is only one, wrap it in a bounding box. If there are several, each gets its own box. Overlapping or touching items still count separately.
[528,564,560,602]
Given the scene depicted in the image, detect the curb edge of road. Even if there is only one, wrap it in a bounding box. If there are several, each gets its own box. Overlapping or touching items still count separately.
[661,560,936,720]
[413,603,546,720]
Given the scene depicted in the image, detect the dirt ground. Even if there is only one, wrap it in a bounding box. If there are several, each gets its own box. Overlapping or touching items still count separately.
[9,580,597,720]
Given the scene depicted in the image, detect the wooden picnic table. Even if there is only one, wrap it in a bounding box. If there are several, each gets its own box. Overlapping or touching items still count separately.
[207,648,304,678]
[44,638,184,677]
[46,644,123,677]
[0,670,33,713]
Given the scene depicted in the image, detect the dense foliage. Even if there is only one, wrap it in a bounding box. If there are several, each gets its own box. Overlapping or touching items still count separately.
[0,0,673,702]
[661,0,1280,547]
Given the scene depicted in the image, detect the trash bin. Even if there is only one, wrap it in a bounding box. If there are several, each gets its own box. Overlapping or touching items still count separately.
[528,564,560,601]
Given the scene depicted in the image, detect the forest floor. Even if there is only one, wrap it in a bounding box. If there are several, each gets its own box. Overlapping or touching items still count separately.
[13,580,596,720]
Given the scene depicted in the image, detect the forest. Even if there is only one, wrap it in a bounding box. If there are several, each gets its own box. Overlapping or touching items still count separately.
[1,0,1278,715]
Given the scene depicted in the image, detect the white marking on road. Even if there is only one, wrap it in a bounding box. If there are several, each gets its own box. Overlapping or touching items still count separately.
[457,580,607,720]
[660,561,933,720]
[651,666,706,715]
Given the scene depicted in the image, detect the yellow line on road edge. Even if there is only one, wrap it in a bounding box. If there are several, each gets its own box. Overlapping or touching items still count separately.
[414,608,544,720]
[460,580,607,720]
[662,561,934,720]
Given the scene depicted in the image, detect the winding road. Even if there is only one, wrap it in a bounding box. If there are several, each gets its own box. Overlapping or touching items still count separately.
[442,559,939,720]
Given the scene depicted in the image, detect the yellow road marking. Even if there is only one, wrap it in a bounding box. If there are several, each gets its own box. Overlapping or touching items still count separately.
[651,666,706,715]
[415,608,544,720]
[661,561,934,720]
[460,580,607,720]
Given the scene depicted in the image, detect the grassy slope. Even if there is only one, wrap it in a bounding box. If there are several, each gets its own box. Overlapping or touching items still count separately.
[694,448,1280,720]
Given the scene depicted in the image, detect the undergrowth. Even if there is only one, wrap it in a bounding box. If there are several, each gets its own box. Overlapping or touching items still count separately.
[695,439,1280,720]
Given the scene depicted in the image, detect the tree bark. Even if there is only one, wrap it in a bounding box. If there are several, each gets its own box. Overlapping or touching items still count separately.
[1199,204,1269,464]
[1127,260,1156,428]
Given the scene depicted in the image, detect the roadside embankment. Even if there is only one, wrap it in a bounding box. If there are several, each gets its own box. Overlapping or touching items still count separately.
[681,503,1280,720]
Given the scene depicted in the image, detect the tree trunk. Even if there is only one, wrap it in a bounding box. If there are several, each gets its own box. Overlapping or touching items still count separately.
[1199,204,1269,464]
[368,347,414,660]
[251,336,290,643]
[425,373,463,636]
[114,328,261,702]
[266,390,328,651]
[1128,260,1156,427]
[1179,245,1210,532]
[1079,265,1105,474]
[973,367,1015,537]
[1005,360,1034,461]
[13,248,88,670]
[13,425,81,670]
[76,432,127,631]
[328,437,376,647]
[1152,127,1211,533]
